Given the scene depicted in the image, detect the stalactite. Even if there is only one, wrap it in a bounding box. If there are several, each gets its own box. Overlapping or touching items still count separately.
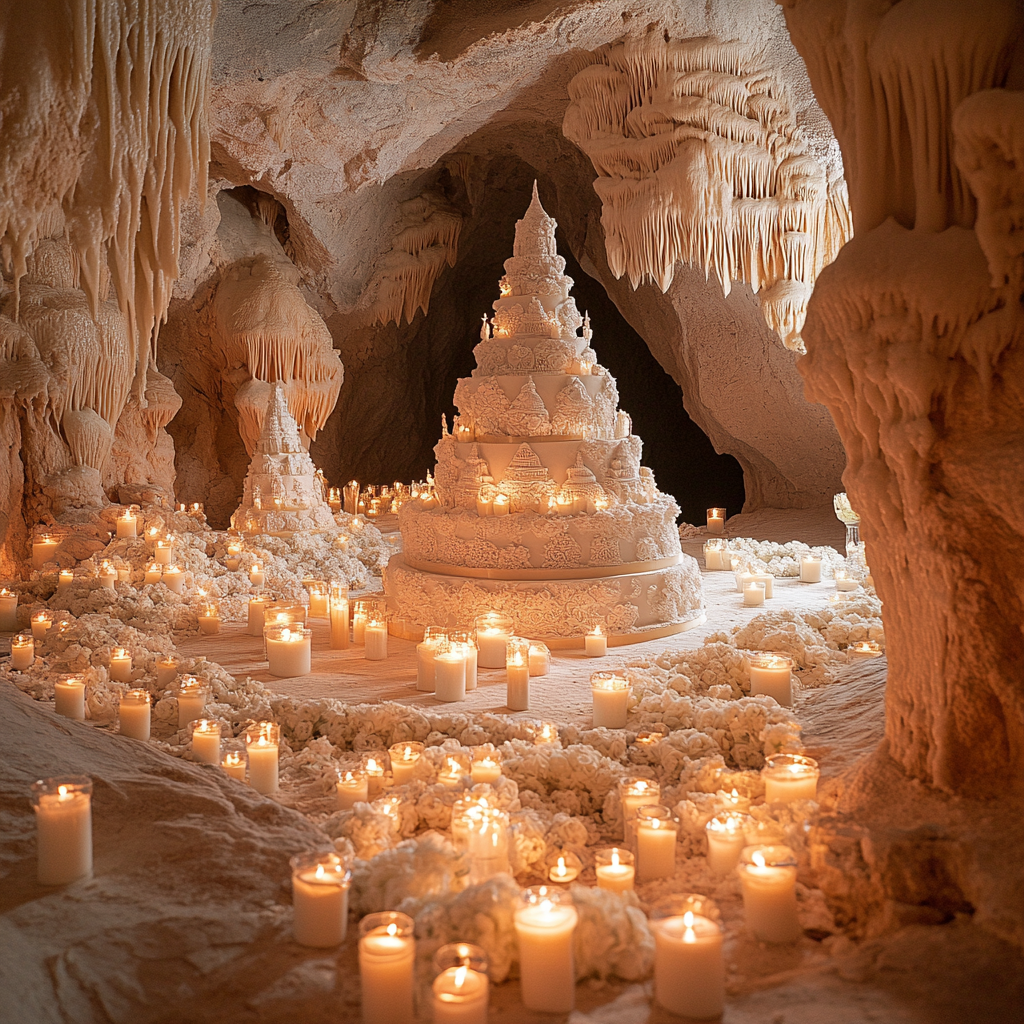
[563,30,851,351]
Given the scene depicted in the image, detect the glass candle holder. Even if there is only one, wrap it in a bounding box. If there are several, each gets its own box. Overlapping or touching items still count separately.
[531,721,560,747]
[162,565,185,594]
[118,688,151,741]
[155,655,180,687]
[54,675,86,720]
[451,795,492,854]
[619,776,660,838]
[336,768,369,809]
[595,847,635,892]
[109,647,133,683]
[467,807,510,885]
[197,601,221,635]
[304,579,329,618]
[415,626,447,692]
[362,754,387,797]
[527,640,550,677]
[176,675,208,728]
[702,539,728,571]
[358,911,416,1024]
[514,886,578,1014]
[0,587,17,631]
[737,844,801,943]
[849,640,883,659]
[650,894,725,1019]
[388,741,424,786]
[762,753,820,803]
[706,507,726,534]
[747,653,794,707]
[32,532,60,567]
[635,805,678,881]
[246,593,274,637]
[97,561,116,589]
[31,610,53,639]
[705,811,755,875]
[30,775,93,885]
[506,636,530,711]
[245,722,280,794]
[590,671,630,728]
[743,580,766,606]
[547,849,582,884]
[248,561,265,587]
[364,610,388,662]
[432,943,489,1024]
[191,718,222,764]
[351,598,373,645]
[834,568,860,592]
[470,745,502,784]
[10,633,34,670]
[584,623,607,657]
[437,751,471,790]
[221,739,247,781]
[264,623,312,678]
[154,538,174,565]
[291,850,352,948]
[448,629,478,690]
[475,612,513,669]
[329,580,350,649]
[265,601,307,629]
[799,553,822,583]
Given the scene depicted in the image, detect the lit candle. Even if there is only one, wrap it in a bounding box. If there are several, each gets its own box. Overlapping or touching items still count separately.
[249,562,265,588]
[438,753,470,790]
[635,805,678,881]
[145,525,160,549]
[706,507,726,534]
[751,572,775,599]
[328,487,342,513]
[468,807,511,884]
[834,568,860,592]
[176,676,207,728]
[584,623,607,657]
[245,722,280,794]
[191,719,222,764]
[434,646,466,702]
[513,887,578,1013]
[528,641,550,676]
[650,896,725,1020]
[116,510,138,538]
[108,647,132,683]
[748,653,794,706]
[336,769,369,809]
[416,627,446,691]
[506,636,530,711]
[358,912,415,1024]
[448,630,478,690]
[590,671,629,728]
[197,602,221,635]
[155,656,179,687]
[144,563,162,585]
[431,944,489,1024]
[154,538,174,565]
[116,566,130,583]
[474,612,513,668]
[703,539,729,570]
[32,534,60,568]
[619,777,660,839]
[800,554,822,583]
[329,580,350,649]
[57,570,74,589]
[246,594,273,637]
[306,580,329,618]
[705,812,753,875]
[10,633,34,670]
[162,565,185,594]
[352,598,370,645]
[493,494,511,517]
[221,746,247,780]
[364,615,388,661]
[737,844,802,943]
[30,776,92,885]
[849,640,883,659]
[548,853,580,883]
[97,561,116,590]
[118,688,151,740]
[470,748,502,784]
[595,847,635,892]
[533,722,559,746]
[743,580,766,606]
[363,755,386,797]
[291,851,351,947]
[225,541,242,570]
[762,753,820,803]
[555,493,574,516]
[265,624,312,677]
[0,588,18,630]
[54,675,86,720]
[475,489,493,516]
[31,610,53,640]
[388,742,423,786]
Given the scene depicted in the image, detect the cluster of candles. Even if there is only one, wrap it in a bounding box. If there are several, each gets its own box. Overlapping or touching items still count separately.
[415,626,482,702]
[704,539,827,598]
[474,485,611,518]
[328,479,425,517]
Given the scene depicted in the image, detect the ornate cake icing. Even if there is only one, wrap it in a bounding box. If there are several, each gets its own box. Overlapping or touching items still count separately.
[231,384,337,536]
[386,185,704,643]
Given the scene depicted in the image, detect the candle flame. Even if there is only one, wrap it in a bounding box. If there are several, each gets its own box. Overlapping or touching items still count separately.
[454,965,468,988]
[366,758,378,772]
[540,899,553,914]
[315,863,325,880]
[752,850,766,868]
[683,911,694,927]
[611,850,620,867]
[556,856,566,874]
[58,785,68,799]
[386,923,397,937]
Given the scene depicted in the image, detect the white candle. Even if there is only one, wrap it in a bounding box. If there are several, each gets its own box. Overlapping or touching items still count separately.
[363,756,386,797]
[31,776,92,885]
[162,566,185,594]
[249,562,265,587]
[705,812,752,875]
[388,742,423,786]
[155,656,179,687]
[748,653,794,706]
[751,572,775,599]
[265,624,312,677]
[32,535,60,568]
[491,494,509,516]
[144,563,162,585]
[475,492,492,516]
[0,589,18,630]
[448,631,478,690]
[119,689,151,741]
[849,640,883,659]
[31,611,53,639]
[432,963,488,1024]
[221,749,247,781]
[548,854,580,883]
[434,649,466,702]
[116,512,137,538]
[595,847,635,892]
[11,633,34,670]
[506,637,530,711]
[352,601,369,645]
[590,671,629,728]
[467,808,511,884]
[706,508,726,534]
[743,581,766,606]
[54,676,86,720]
[438,754,470,790]
[245,723,280,794]
[176,676,207,728]
[834,569,860,592]
[800,554,822,583]
[703,541,728,570]
[291,851,351,947]
[109,647,133,683]
[475,613,512,669]
[528,642,550,676]
[416,633,444,691]
[191,719,222,764]
[584,624,607,657]
[97,562,116,590]
[619,777,660,838]
[336,769,369,809]
[58,570,74,588]
[307,583,329,618]
[246,594,273,637]
[514,887,578,1014]
[154,539,174,565]
[470,754,502,785]
[364,620,388,661]
[762,754,820,803]
[358,913,416,1024]
[329,582,350,649]
[636,806,677,881]
[197,603,221,635]
[651,904,725,1020]
[738,845,802,943]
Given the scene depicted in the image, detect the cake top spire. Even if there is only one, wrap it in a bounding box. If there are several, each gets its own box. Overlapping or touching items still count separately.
[513,180,558,258]
[255,383,304,456]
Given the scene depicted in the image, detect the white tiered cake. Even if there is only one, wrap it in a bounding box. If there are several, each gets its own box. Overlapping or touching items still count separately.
[231,384,337,536]
[386,185,704,645]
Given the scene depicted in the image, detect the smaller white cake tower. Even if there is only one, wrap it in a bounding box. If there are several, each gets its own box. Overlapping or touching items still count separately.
[231,384,336,536]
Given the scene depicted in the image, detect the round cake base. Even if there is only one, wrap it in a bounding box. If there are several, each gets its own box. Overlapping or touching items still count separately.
[384,552,705,647]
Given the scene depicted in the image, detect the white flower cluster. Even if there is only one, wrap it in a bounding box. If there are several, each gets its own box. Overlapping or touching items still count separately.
[710,535,847,578]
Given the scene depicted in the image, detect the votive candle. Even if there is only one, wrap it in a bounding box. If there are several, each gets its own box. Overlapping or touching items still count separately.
[109,647,132,683]
[119,689,151,741]
[595,847,635,892]
[364,616,388,661]
[635,805,678,881]
[245,722,280,794]
[176,676,207,728]
[528,641,550,676]
[0,588,18,629]
[475,612,513,669]
[800,554,822,583]
[155,656,179,687]
[54,675,86,720]
[337,769,369,809]
[743,581,766,606]
[31,610,53,639]
[650,895,725,1020]
[748,653,794,706]
[762,753,819,803]
[737,844,801,943]
[291,850,351,948]
[11,633,34,670]
[31,775,92,885]
[590,671,629,728]
[191,719,222,764]
[584,624,607,657]
[706,508,726,534]
[705,811,753,875]
[265,624,312,677]
[513,887,578,1014]
[358,912,416,1024]
[388,742,423,786]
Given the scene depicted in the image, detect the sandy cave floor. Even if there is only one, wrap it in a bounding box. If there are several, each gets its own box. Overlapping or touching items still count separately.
[3,507,1022,1024]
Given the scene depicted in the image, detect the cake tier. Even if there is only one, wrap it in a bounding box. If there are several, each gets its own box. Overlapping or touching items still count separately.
[385,552,705,645]
[399,497,681,574]
[454,371,619,440]
[473,333,589,377]
[232,502,337,537]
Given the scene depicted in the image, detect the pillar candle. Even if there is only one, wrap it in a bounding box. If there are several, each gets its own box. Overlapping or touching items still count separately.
[584,624,607,657]
[162,566,185,594]
[363,756,386,797]
[513,887,578,1014]
[737,845,802,943]
[650,899,725,1020]
[116,512,138,538]
[470,753,502,785]
[57,570,74,589]
[32,535,60,568]
[595,847,635,892]
[506,637,530,711]
[245,723,280,794]
[743,581,766,606]
[619,777,660,838]
[155,656,179,687]
[54,676,86,720]
[706,508,726,534]
[11,633,34,669]
[762,754,820,803]
[800,554,822,583]
[635,806,678,881]
[265,625,312,677]
[448,631,477,690]
[307,583,329,619]
[416,629,445,691]
[191,719,222,764]
[97,562,116,590]
[0,588,18,630]
[388,742,423,786]
[291,851,351,947]
[528,642,550,676]
[434,649,466,702]
[249,562,265,587]
[119,689,151,741]
[176,676,207,728]
[475,492,492,516]
[197,603,221,635]
[358,912,416,1024]
[474,613,513,669]
[31,776,92,885]
[703,540,729,570]
[467,808,510,884]
[590,671,629,728]
[109,648,133,683]
[31,611,53,639]
[144,563,163,585]
[154,539,174,565]
[329,581,350,649]
[748,653,794,706]
[432,965,488,1024]
[352,600,369,645]
[247,594,273,637]
[336,769,369,809]
[705,812,753,875]
[364,619,388,661]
